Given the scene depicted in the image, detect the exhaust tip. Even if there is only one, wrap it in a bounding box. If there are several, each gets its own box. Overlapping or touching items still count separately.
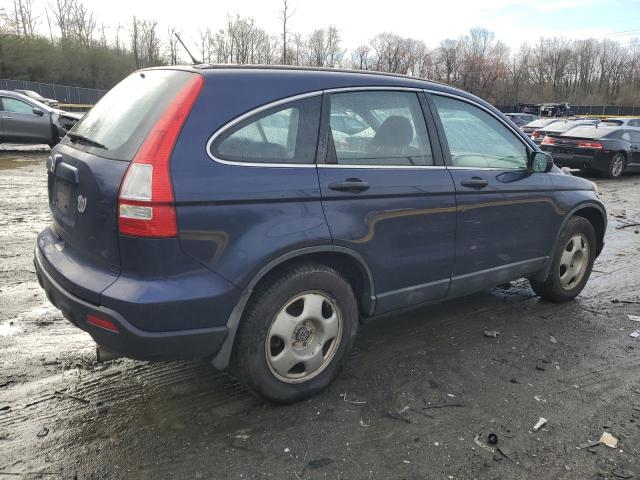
[96,345,120,363]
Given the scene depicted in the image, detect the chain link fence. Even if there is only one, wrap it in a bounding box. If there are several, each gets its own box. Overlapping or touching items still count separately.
[0,79,105,106]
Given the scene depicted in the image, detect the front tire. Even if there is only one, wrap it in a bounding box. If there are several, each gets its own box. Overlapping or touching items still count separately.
[530,216,596,302]
[233,263,359,404]
[605,152,626,178]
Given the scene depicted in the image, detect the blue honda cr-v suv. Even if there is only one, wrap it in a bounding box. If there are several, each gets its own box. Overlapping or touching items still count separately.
[34,66,606,403]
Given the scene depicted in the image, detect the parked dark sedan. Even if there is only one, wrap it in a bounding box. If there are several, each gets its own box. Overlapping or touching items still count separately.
[541,126,640,178]
[0,90,81,147]
[532,118,600,145]
[34,66,606,403]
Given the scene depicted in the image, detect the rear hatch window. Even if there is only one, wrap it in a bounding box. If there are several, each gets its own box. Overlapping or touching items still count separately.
[66,69,197,161]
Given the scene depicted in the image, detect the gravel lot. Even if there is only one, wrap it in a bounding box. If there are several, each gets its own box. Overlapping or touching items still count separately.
[1,146,640,479]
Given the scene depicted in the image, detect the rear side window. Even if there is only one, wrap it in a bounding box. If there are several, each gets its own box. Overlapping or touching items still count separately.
[622,131,640,143]
[2,97,34,114]
[211,96,321,164]
[68,70,199,161]
[328,91,433,166]
[433,95,528,170]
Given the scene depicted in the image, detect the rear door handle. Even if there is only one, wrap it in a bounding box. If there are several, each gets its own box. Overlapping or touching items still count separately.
[461,177,489,189]
[329,178,370,193]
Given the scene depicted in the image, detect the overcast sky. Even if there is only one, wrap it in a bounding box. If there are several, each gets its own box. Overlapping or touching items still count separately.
[42,0,640,51]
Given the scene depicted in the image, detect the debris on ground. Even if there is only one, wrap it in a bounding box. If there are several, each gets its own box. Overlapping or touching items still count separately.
[550,336,558,343]
[483,330,500,338]
[577,440,600,450]
[600,431,619,448]
[36,426,49,437]
[630,330,640,339]
[628,315,640,322]
[304,457,334,471]
[385,408,411,424]
[612,468,635,479]
[532,417,547,432]
[342,393,366,405]
[422,402,463,410]
[487,433,498,445]
[474,434,495,453]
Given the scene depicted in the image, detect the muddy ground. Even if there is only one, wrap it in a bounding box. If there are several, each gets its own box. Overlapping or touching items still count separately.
[1,146,640,480]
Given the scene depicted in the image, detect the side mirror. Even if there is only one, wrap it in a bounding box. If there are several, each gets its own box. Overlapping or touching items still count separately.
[32,108,44,116]
[529,151,553,173]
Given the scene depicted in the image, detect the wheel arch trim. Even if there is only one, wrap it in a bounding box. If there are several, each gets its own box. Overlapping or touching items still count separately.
[212,245,376,370]
[533,200,607,282]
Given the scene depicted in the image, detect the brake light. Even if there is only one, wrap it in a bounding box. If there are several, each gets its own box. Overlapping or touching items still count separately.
[118,74,204,238]
[577,141,603,149]
[531,130,540,139]
[541,136,556,145]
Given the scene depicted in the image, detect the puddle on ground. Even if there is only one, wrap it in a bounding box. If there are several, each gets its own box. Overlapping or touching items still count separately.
[0,146,48,169]
[0,158,42,170]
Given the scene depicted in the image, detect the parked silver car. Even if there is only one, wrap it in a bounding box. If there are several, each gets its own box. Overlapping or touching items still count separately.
[0,90,82,147]
[14,89,59,108]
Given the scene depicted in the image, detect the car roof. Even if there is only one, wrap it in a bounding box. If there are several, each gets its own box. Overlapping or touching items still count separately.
[143,65,502,115]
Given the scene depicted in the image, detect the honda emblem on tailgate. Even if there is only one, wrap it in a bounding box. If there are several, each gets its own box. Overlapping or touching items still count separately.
[77,195,87,213]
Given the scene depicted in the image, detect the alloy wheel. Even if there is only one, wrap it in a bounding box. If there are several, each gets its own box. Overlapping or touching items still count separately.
[610,154,625,177]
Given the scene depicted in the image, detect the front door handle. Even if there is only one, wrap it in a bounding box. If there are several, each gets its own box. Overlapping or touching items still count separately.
[3,115,13,119]
[329,178,370,193]
[461,177,489,189]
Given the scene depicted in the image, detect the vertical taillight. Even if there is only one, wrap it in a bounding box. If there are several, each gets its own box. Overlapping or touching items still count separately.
[118,74,204,238]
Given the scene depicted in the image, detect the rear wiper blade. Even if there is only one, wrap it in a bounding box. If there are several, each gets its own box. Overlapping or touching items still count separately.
[66,132,108,150]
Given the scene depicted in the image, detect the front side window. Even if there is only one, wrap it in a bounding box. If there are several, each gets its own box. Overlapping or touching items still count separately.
[212,96,321,164]
[2,97,35,114]
[433,95,528,170]
[328,91,433,166]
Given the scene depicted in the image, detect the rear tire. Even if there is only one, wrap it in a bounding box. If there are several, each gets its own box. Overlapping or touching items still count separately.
[605,152,626,179]
[530,216,596,302]
[232,263,359,404]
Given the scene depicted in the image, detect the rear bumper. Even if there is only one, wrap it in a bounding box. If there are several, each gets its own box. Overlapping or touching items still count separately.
[34,246,229,361]
[541,147,607,171]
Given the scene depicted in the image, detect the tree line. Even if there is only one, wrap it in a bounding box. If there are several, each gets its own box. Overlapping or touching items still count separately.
[1,0,639,106]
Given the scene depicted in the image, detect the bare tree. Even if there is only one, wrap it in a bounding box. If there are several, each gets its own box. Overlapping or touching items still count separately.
[351,45,370,70]
[279,0,294,64]
[10,0,39,36]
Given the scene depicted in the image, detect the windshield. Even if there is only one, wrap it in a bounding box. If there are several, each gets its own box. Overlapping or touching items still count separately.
[68,69,198,161]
